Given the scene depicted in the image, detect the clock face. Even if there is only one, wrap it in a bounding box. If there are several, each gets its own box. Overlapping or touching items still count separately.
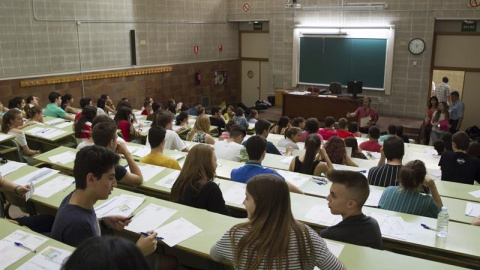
[408,38,425,55]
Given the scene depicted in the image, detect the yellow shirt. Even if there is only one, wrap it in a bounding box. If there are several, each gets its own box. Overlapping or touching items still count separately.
[140,152,181,170]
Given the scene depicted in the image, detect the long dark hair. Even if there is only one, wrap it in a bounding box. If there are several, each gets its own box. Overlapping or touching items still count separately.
[114,106,132,124]
[75,106,97,138]
[301,134,320,174]
[428,96,438,109]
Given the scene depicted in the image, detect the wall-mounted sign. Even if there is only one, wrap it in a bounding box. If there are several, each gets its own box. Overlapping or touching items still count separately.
[253,22,263,30]
[461,21,477,32]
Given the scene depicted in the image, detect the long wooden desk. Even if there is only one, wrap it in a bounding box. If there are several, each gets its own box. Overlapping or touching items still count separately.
[282,93,362,121]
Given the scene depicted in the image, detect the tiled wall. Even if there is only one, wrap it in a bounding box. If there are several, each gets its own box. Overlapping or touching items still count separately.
[227,0,480,119]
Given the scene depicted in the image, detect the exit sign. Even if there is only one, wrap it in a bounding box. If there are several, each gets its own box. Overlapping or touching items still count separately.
[461,21,477,32]
[253,22,263,30]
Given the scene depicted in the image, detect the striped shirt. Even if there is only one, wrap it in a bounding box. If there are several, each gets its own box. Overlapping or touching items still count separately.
[368,164,402,187]
[210,225,343,270]
[378,186,441,218]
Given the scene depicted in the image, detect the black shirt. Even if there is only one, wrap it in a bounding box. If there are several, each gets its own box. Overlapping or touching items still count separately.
[368,164,401,187]
[114,164,128,181]
[209,116,226,134]
[178,181,230,216]
[320,214,382,249]
[439,151,480,185]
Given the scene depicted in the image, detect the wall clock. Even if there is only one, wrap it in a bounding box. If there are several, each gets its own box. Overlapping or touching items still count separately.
[408,38,426,55]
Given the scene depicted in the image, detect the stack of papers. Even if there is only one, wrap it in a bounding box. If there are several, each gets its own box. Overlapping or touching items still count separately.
[17,246,72,270]
[126,204,177,233]
[34,175,75,198]
[54,121,73,129]
[280,156,294,164]
[95,194,145,218]
[26,127,66,139]
[154,218,202,247]
[364,189,383,207]
[130,164,165,183]
[304,205,341,226]
[14,168,59,186]
[0,161,27,176]
[0,230,48,269]
[277,170,309,188]
[48,151,76,165]
[222,183,246,205]
[380,217,412,240]
[45,118,64,125]
[155,170,181,189]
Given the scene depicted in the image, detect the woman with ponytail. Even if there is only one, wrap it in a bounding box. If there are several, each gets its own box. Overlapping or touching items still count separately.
[277,127,301,150]
[378,160,442,218]
[289,134,333,176]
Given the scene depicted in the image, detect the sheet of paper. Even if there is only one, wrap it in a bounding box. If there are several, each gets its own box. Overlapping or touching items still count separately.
[14,167,59,186]
[277,170,309,188]
[48,151,76,165]
[95,194,145,218]
[2,230,48,252]
[25,181,35,201]
[155,170,180,189]
[424,148,438,155]
[280,156,295,164]
[130,164,165,183]
[468,190,480,198]
[364,189,383,207]
[154,218,202,247]
[126,204,178,233]
[367,151,381,159]
[0,241,30,269]
[133,146,151,158]
[0,161,27,176]
[304,205,341,226]
[0,133,12,141]
[17,246,72,270]
[34,175,75,198]
[45,118,64,125]
[126,145,139,154]
[360,116,370,127]
[428,169,442,179]
[222,183,246,205]
[168,153,185,161]
[54,121,73,129]
[324,240,345,258]
[26,127,66,138]
[364,210,388,226]
[465,202,480,217]
[380,216,411,240]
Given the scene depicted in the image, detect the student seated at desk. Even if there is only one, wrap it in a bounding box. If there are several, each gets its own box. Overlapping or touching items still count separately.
[77,115,124,150]
[140,101,152,116]
[214,124,248,162]
[92,121,143,185]
[278,127,301,150]
[439,131,480,185]
[209,105,226,134]
[114,106,142,143]
[318,116,338,140]
[300,118,323,143]
[379,160,442,218]
[232,107,248,129]
[74,106,97,140]
[348,121,362,138]
[324,136,358,167]
[61,94,80,114]
[140,126,181,170]
[292,117,305,130]
[186,114,215,145]
[244,119,286,156]
[248,109,258,124]
[232,136,302,194]
[396,125,410,143]
[2,110,41,164]
[8,96,26,118]
[150,110,189,152]
[101,94,115,113]
[171,144,229,215]
[44,92,75,121]
[344,137,367,159]
[270,116,291,135]
[379,124,397,143]
[146,101,161,122]
[289,134,333,176]
[25,105,44,125]
[359,126,382,153]
[188,101,202,116]
[223,105,235,121]
[210,174,345,270]
[321,170,382,249]
[336,118,354,139]
[368,136,404,187]
[26,95,39,108]
[51,146,157,255]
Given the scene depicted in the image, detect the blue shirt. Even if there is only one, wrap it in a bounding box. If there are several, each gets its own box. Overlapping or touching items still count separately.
[449,100,465,120]
[230,162,284,183]
[188,108,197,116]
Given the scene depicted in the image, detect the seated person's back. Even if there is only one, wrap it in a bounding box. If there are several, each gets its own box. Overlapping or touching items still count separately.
[359,126,382,153]
[140,126,181,170]
[214,124,247,162]
[368,136,404,187]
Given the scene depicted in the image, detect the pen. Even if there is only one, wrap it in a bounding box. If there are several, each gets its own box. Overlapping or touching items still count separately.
[421,223,436,231]
[140,232,164,240]
[14,242,36,253]
[63,181,75,192]
[358,170,367,173]
[126,214,135,220]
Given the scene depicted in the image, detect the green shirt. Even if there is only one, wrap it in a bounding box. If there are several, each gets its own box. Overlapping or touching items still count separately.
[44,103,67,118]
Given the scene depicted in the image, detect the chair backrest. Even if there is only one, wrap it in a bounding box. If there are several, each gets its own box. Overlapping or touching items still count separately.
[329,82,342,94]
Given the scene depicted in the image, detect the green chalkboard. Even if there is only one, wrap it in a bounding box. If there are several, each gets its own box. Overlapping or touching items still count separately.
[299,37,387,89]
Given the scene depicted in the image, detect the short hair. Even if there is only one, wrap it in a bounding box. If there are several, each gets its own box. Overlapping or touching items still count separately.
[100,94,108,100]
[368,126,380,139]
[433,140,445,155]
[235,107,244,116]
[153,110,173,128]
[92,121,117,147]
[246,136,267,160]
[348,122,358,133]
[148,126,167,148]
[442,132,453,152]
[304,118,320,133]
[442,76,449,83]
[62,236,149,270]
[452,131,471,151]
[79,97,92,109]
[254,119,271,135]
[211,105,221,115]
[26,105,42,119]
[26,95,35,104]
[92,115,114,128]
[326,170,370,207]
[61,94,73,104]
[193,101,201,107]
[324,116,335,128]
[338,118,348,129]
[151,101,161,112]
[249,109,258,118]
[450,91,459,98]
[97,98,106,109]
[398,160,426,191]
[387,124,397,135]
[383,136,405,160]
[48,92,61,103]
[229,124,246,139]
[73,145,119,190]
[225,120,235,132]
[467,141,480,158]
[292,117,305,127]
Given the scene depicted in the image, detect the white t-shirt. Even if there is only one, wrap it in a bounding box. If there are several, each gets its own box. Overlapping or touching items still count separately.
[214,140,245,162]
[146,129,187,152]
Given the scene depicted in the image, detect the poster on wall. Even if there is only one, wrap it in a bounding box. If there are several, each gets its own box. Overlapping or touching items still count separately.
[215,70,228,85]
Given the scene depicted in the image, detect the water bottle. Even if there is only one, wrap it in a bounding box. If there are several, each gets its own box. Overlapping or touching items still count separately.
[436,207,449,238]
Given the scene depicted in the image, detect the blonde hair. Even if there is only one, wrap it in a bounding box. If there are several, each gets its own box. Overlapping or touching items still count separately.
[187,114,210,141]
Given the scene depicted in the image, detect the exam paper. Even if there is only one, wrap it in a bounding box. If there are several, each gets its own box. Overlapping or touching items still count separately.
[155,170,180,189]
[48,151,76,165]
[126,204,177,233]
[0,161,27,176]
[45,118,64,125]
[26,127,66,139]
[2,230,48,251]
[424,148,438,155]
[469,190,480,198]
[133,146,151,158]
[0,241,30,269]
[17,246,72,270]
[54,121,73,129]
[167,153,185,161]
[427,169,442,179]
[277,170,309,188]
[34,175,75,198]
[131,164,165,183]
[364,210,388,226]
[25,181,35,201]
[154,218,202,247]
[95,194,145,218]
[465,202,480,217]
[324,240,345,258]
[380,217,411,240]
[364,189,383,207]
[222,183,246,205]
[14,167,59,186]
[280,156,295,164]
[360,116,370,127]
[0,133,12,141]
[304,205,341,226]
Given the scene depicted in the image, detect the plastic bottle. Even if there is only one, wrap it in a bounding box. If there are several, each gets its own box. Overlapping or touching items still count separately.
[436,207,449,238]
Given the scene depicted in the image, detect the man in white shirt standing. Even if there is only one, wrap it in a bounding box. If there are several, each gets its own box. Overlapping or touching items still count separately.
[214,124,248,162]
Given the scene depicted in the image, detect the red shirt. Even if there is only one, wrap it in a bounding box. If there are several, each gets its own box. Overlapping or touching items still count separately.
[141,110,149,115]
[117,120,131,142]
[354,106,378,128]
[80,122,92,139]
[318,128,338,140]
[359,140,382,153]
[336,130,354,139]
